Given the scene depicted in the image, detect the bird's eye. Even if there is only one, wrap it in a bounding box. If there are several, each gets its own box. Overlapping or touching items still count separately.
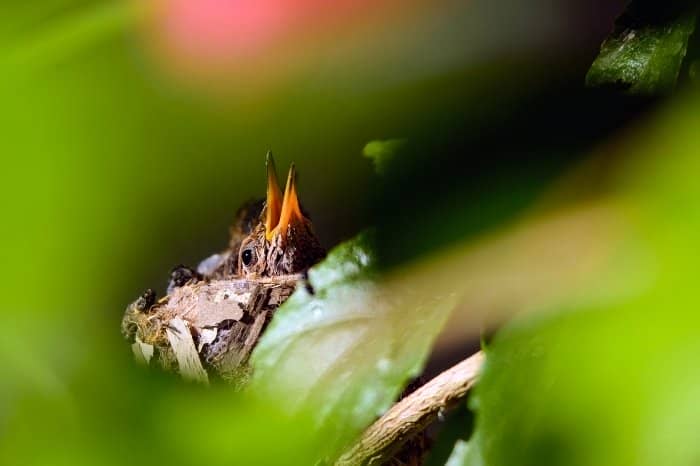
[241,248,255,266]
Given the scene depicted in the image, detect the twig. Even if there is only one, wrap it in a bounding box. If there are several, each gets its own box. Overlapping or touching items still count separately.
[335,351,485,466]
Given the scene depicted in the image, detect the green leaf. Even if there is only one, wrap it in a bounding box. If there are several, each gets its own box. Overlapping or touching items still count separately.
[250,231,456,460]
[586,3,697,94]
[362,138,406,174]
[0,2,141,72]
[465,86,700,466]
[468,303,700,466]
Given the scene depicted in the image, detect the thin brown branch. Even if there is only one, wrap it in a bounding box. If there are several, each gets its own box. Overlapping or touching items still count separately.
[335,351,485,466]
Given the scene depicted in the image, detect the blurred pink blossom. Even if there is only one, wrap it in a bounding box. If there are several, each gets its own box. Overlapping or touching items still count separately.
[152,0,402,71]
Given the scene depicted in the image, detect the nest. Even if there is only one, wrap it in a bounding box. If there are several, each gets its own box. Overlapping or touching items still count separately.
[121,275,300,384]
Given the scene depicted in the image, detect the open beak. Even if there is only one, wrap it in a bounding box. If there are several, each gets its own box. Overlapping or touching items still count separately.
[264,152,283,240]
[272,164,304,239]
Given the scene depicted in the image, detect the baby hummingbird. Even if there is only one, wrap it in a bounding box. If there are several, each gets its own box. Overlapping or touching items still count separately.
[238,153,325,278]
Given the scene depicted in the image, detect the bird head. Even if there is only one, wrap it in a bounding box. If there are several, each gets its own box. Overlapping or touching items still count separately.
[238,154,325,278]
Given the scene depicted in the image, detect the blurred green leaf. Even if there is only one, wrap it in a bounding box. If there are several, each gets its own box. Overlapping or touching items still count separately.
[469,304,700,466]
[251,232,456,461]
[362,139,406,175]
[587,2,696,94]
[465,88,700,466]
[1,1,140,71]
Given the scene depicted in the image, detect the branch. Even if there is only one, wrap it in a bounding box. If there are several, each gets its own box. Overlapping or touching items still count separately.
[335,351,485,466]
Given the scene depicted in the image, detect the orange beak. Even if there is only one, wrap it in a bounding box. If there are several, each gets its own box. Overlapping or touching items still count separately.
[264,151,283,240]
[272,164,304,239]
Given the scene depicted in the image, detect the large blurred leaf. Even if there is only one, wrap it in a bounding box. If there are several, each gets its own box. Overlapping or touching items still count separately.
[587,1,696,94]
[250,232,456,460]
[465,89,700,466]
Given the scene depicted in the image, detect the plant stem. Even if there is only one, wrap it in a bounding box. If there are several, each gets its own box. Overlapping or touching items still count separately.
[335,351,485,466]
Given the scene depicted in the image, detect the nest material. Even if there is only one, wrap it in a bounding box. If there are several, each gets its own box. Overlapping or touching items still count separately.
[121,275,300,383]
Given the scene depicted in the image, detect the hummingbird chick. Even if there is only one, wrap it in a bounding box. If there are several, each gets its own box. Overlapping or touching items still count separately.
[238,154,325,278]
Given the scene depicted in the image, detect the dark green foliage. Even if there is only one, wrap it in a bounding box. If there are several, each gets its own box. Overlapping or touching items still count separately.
[587,1,697,94]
